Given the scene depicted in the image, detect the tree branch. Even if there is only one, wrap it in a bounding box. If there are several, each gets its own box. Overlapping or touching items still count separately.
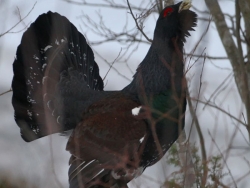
[0,2,36,37]
[126,0,153,43]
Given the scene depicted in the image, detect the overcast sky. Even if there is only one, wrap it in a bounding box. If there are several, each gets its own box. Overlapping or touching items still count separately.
[0,0,249,187]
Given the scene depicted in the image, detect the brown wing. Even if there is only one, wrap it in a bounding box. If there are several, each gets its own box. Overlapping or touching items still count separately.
[66,94,147,188]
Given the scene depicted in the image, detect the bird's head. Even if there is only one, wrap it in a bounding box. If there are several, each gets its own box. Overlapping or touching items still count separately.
[154,0,197,44]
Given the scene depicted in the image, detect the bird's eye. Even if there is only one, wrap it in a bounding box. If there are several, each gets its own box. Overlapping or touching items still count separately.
[163,7,174,17]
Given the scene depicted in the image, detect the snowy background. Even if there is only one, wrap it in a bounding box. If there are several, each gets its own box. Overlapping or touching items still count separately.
[0,0,249,187]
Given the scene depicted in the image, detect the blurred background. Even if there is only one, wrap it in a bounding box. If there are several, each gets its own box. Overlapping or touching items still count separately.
[0,0,249,187]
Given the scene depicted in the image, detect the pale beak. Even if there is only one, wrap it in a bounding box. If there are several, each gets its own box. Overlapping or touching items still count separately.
[178,0,192,12]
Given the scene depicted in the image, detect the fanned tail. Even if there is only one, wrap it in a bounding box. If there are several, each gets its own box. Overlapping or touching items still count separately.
[12,11,103,142]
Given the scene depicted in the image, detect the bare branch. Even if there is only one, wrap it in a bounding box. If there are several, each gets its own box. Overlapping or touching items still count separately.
[193,98,247,127]
[208,131,238,188]
[0,89,12,96]
[126,0,153,43]
[63,0,149,12]
[0,2,36,37]
[186,56,208,186]
[93,48,131,82]
[238,0,250,63]
[204,0,243,100]
[185,53,229,60]
[103,48,123,81]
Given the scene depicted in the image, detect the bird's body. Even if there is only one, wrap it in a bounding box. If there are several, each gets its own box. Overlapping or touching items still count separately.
[12,1,196,187]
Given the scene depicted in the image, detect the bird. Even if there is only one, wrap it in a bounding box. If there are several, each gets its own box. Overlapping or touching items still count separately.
[11,1,196,188]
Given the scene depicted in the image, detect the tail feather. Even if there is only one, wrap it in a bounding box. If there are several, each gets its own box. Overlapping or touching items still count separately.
[12,11,104,141]
[68,156,129,188]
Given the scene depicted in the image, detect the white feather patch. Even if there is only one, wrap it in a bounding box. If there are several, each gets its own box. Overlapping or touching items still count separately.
[139,135,145,143]
[44,45,52,52]
[131,106,142,116]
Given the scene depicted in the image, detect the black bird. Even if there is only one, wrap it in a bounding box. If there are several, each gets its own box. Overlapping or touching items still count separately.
[12,1,196,187]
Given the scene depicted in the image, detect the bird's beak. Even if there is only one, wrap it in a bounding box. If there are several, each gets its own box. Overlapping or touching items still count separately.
[178,0,192,12]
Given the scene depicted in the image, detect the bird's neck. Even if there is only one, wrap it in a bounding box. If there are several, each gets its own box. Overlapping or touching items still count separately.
[123,36,185,97]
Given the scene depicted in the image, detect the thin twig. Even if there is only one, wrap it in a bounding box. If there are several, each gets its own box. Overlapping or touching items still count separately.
[0,89,13,96]
[126,0,153,43]
[93,49,131,82]
[185,53,229,60]
[103,48,123,81]
[0,2,36,37]
[186,62,208,186]
[49,136,64,188]
[208,131,238,188]
[63,0,149,12]
[193,98,247,127]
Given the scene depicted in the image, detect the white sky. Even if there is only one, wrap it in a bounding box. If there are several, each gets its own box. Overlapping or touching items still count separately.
[0,0,249,187]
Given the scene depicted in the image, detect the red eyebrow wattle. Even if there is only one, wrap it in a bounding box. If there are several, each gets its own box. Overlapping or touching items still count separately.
[163,7,174,17]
